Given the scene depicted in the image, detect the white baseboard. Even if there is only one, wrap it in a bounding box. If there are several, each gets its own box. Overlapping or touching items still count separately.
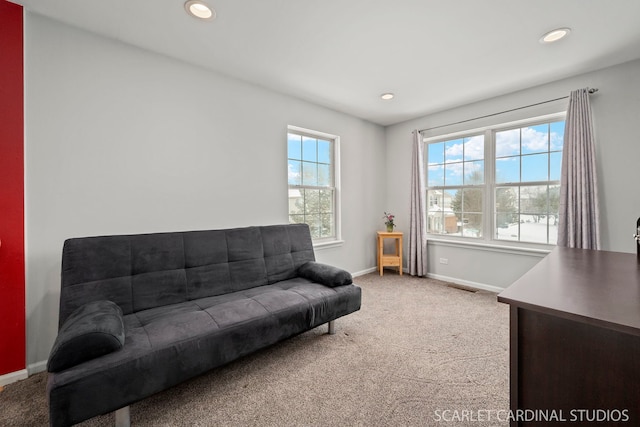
[352,267,377,277]
[426,272,505,294]
[0,368,28,387]
[28,360,47,375]
[0,359,47,387]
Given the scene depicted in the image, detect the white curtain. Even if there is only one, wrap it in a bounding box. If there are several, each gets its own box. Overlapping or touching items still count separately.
[409,130,428,276]
[558,88,600,249]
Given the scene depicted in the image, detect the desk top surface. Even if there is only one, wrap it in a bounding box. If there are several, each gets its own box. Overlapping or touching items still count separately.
[498,247,640,335]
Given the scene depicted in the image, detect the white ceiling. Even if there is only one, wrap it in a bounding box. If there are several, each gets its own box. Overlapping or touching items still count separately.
[11,0,640,126]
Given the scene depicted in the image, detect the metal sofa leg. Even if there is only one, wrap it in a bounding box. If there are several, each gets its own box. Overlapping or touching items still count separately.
[115,406,130,427]
[328,320,336,335]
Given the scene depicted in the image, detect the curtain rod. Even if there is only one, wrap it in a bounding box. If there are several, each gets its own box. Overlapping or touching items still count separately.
[419,88,598,133]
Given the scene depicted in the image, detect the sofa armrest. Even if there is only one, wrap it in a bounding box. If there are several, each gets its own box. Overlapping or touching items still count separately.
[47,300,125,372]
[297,261,353,287]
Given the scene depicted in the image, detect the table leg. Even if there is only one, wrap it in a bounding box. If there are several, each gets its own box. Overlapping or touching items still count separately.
[378,236,383,276]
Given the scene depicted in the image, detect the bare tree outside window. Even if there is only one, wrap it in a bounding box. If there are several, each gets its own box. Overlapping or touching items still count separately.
[288,129,338,241]
[425,118,564,245]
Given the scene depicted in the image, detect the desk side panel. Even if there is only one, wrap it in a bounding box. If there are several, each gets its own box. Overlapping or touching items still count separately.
[517,308,640,425]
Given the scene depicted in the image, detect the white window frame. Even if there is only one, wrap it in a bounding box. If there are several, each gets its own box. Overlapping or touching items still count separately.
[287,125,342,249]
[424,112,566,250]
[425,133,486,238]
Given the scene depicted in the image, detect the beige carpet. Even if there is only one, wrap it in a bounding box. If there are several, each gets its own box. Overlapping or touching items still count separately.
[0,273,509,426]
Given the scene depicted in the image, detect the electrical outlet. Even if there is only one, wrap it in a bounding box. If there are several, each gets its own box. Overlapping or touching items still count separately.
[439,258,449,265]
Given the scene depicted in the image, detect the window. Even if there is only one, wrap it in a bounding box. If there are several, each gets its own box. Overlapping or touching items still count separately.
[287,126,340,243]
[494,121,564,244]
[427,135,485,238]
[425,115,564,245]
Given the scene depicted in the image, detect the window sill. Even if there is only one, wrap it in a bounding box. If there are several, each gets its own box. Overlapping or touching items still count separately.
[313,239,345,250]
[426,237,552,257]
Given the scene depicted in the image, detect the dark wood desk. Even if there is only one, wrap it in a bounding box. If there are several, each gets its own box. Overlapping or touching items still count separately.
[498,247,640,425]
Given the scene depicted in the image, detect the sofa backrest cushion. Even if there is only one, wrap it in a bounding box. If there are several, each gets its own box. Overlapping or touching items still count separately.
[59,224,315,326]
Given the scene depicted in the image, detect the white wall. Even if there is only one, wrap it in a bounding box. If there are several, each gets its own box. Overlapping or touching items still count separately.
[385,59,640,290]
[23,11,640,369]
[24,14,386,366]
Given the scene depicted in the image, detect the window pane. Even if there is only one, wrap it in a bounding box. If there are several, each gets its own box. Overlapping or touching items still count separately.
[288,188,303,214]
[519,185,551,244]
[288,160,301,185]
[318,189,334,214]
[495,157,520,183]
[428,165,444,187]
[496,129,520,157]
[287,134,302,160]
[464,135,484,161]
[462,214,482,238]
[301,161,318,185]
[521,153,549,182]
[495,186,519,241]
[550,152,562,181]
[428,190,441,209]
[462,188,483,213]
[427,190,457,234]
[549,185,560,215]
[289,214,304,225]
[442,189,456,211]
[318,163,331,186]
[302,137,317,162]
[495,214,519,241]
[522,124,549,155]
[445,139,464,163]
[518,218,548,244]
[307,214,320,239]
[444,163,463,186]
[464,160,484,184]
[303,189,319,214]
[450,188,463,217]
[548,185,560,245]
[550,121,565,151]
[449,212,462,236]
[443,190,459,234]
[520,185,548,214]
[318,139,331,164]
[428,142,444,164]
[495,187,519,213]
[320,213,334,238]
[427,198,444,234]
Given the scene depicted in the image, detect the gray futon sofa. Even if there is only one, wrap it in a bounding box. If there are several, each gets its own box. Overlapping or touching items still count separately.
[47,224,361,426]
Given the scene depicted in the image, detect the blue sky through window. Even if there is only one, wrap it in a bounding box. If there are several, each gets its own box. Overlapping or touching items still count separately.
[495,122,564,184]
[427,134,484,187]
[288,133,333,187]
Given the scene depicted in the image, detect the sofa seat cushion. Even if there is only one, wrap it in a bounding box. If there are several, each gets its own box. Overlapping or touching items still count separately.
[48,280,361,426]
[275,278,362,327]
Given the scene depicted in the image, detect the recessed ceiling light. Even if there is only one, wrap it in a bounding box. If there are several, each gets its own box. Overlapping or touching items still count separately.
[540,28,571,44]
[185,0,216,20]
[381,93,394,100]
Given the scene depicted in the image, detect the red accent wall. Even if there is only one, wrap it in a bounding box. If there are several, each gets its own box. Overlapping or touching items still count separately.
[0,0,25,376]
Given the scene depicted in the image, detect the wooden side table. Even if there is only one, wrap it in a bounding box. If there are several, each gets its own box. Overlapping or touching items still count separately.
[377,231,403,276]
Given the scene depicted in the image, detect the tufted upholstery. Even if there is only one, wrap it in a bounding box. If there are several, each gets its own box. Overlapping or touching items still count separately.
[48,224,361,427]
[59,224,315,325]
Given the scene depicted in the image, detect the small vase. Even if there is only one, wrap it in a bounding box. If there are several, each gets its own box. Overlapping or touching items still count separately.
[386,224,394,232]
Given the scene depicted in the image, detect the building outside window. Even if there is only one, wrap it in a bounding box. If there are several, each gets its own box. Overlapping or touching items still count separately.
[427,134,485,238]
[425,115,564,245]
[494,121,564,244]
[287,126,340,243]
